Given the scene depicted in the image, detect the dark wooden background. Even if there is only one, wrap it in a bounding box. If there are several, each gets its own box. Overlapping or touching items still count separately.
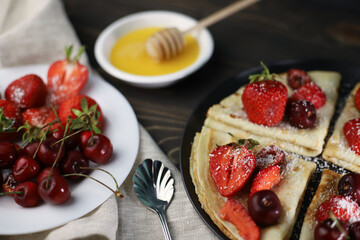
[62,0,360,166]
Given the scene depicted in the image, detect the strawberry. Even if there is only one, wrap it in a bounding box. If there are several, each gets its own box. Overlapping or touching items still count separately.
[0,99,22,141]
[242,62,288,127]
[290,82,326,109]
[343,118,360,155]
[250,165,281,198]
[58,95,103,133]
[287,68,311,90]
[22,107,61,132]
[315,195,360,223]
[355,87,360,111]
[255,145,285,169]
[220,198,260,240]
[209,139,258,197]
[5,74,47,110]
[47,45,88,105]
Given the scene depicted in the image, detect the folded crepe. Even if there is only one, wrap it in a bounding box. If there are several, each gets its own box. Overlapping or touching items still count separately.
[299,169,342,240]
[322,83,360,172]
[190,126,316,240]
[206,71,341,157]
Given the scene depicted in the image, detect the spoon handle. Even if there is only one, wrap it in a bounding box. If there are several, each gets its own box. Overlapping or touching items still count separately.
[184,0,260,35]
[157,208,172,240]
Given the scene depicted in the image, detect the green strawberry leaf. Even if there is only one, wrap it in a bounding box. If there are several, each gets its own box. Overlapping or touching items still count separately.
[248,61,278,83]
[72,108,83,117]
[81,97,88,113]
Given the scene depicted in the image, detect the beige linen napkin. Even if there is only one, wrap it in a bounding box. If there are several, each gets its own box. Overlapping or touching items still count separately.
[0,0,217,239]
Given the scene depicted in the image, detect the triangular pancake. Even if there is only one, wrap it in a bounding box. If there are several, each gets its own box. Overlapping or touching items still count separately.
[190,126,316,240]
[206,71,341,157]
[322,83,360,172]
[299,169,342,240]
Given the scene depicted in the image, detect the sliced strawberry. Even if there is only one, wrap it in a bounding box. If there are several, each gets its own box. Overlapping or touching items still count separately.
[343,118,360,155]
[355,87,360,112]
[58,95,103,133]
[290,82,326,109]
[5,74,47,110]
[220,198,260,240]
[209,143,256,197]
[250,165,281,198]
[242,63,288,127]
[255,145,285,169]
[47,46,88,105]
[22,107,61,131]
[316,195,360,223]
[287,68,311,90]
[0,99,22,141]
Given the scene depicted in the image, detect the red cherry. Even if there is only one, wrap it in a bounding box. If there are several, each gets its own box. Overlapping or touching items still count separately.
[0,141,18,169]
[59,150,89,181]
[36,167,61,185]
[81,134,113,164]
[314,218,348,240]
[338,173,360,205]
[18,141,40,158]
[349,221,360,240]
[79,131,92,149]
[38,137,65,166]
[13,182,40,207]
[287,68,311,89]
[38,175,71,205]
[12,156,40,182]
[52,129,80,150]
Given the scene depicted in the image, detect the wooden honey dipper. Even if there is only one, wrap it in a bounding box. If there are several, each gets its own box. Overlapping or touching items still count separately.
[146,0,260,61]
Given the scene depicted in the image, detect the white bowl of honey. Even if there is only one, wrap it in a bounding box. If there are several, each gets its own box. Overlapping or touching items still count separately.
[94,11,214,88]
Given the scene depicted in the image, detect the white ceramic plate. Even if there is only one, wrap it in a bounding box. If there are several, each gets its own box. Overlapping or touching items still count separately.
[0,64,139,235]
[95,10,214,88]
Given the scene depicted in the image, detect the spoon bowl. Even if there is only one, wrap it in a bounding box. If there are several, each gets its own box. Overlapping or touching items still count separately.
[133,159,174,240]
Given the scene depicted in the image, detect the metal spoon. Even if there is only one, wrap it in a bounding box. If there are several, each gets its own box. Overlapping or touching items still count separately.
[133,159,175,240]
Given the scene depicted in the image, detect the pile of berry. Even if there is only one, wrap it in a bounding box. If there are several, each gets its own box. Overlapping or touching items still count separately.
[0,46,118,208]
[242,63,326,129]
[314,172,360,240]
[210,137,285,239]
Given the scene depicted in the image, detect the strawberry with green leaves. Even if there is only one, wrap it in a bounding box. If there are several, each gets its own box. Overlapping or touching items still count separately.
[58,95,103,134]
[0,99,22,141]
[209,137,259,197]
[47,45,88,105]
[242,62,288,127]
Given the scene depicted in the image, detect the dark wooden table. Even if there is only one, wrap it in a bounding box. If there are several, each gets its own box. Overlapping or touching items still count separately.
[63,0,360,166]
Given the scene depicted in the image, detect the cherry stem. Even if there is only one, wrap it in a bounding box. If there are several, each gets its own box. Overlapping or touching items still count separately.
[63,173,123,198]
[329,212,350,239]
[80,166,120,191]
[0,191,22,196]
[51,104,64,129]
[46,120,69,188]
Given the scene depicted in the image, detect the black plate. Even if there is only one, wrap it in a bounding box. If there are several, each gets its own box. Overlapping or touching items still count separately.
[179,59,360,240]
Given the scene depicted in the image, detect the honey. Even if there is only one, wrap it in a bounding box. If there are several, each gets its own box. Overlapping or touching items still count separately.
[110,27,200,76]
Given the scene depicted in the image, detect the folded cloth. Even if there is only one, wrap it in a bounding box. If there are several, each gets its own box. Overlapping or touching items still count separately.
[0,0,117,239]
[0,0,218,239]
